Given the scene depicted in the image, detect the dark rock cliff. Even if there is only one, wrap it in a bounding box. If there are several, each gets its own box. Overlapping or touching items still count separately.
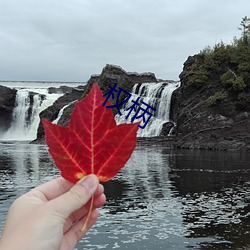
[174,55,250,150]
[0,85,17,132]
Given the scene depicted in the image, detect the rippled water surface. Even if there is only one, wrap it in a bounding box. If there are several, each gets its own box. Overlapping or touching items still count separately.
[0,142,250,249]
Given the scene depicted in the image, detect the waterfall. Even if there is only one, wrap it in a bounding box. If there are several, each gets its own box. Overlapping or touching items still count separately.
[115,81,180,137]
[1,89,62,141]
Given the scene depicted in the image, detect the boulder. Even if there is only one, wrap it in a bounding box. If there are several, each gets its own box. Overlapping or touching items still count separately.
[159,122,175,136]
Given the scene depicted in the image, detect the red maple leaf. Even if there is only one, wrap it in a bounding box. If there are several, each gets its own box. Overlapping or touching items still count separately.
[42,82,139,183]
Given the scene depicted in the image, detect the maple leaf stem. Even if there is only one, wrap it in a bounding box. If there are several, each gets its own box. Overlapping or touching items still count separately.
[80,196,94,232]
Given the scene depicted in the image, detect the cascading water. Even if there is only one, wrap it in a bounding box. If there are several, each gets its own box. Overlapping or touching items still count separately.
[7,90,31,137]
[116,81,180,137]
[1,89,62,141]
[0,80,178,140]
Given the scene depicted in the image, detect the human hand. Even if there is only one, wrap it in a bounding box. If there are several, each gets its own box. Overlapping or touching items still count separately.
[0,174,106,250]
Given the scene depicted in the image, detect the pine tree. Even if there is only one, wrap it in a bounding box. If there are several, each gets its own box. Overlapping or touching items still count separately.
[238,16,250,44]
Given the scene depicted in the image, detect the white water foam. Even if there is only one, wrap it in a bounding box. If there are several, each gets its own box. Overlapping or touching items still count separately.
[115,81,180,137]
[1,88,62,141]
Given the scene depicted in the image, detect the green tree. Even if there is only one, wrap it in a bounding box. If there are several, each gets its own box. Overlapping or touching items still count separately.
[238,16,250,44]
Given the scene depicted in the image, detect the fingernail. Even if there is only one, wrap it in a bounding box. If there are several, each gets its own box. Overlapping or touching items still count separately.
[78,174,98,191]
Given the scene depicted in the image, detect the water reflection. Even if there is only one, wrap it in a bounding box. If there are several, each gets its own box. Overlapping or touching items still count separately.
[170,150,250,249]
[0,142,58,230]
[83,146,188,249]
[0,143,250,249]
[0,143,57,190]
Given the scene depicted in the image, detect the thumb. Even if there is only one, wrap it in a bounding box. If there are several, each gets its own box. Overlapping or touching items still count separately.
[47,174,99,219]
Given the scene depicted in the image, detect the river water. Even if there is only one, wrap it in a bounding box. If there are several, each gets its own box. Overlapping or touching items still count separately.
[0,142,250,249]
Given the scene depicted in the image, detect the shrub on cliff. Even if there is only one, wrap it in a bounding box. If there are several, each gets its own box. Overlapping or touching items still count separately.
[183,17,250,113]
[185,63,209,86]
[206,91,228,106]
[220,71,246,91]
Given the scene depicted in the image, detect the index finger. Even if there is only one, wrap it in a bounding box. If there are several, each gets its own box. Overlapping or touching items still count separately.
[34,177,74,201]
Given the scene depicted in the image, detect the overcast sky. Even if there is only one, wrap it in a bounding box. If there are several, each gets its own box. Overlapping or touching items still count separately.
[0,0,249,82]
